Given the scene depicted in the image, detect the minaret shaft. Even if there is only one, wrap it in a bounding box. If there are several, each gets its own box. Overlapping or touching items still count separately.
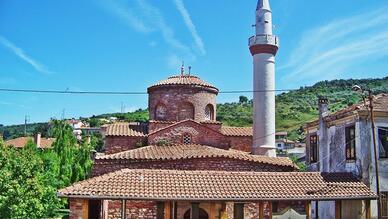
[249,0,279,157]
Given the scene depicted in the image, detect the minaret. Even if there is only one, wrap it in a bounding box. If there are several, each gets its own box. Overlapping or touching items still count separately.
[249,0,279,157]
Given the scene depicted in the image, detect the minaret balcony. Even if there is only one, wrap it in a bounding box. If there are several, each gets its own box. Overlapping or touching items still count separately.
[249,34,279,47]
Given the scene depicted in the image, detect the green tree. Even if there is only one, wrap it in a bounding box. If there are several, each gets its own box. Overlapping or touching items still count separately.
[239,95,248,104]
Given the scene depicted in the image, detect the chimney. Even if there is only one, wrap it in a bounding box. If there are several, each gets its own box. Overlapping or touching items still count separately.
[34,133,41,148]
[317,97,329,172]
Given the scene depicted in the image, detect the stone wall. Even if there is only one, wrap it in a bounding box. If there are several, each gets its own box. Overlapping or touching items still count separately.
[148,87,217,122]
[92,157,294,176]
[107,200,156,219]
[69,199,85,219]
[105,136,146,154]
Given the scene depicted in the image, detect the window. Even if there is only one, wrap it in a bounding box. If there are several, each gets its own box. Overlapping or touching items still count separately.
[310,134,318,163]
[204,104,214,121]
[277,144,282,148]
[155,104,167,120]
[182,133,192,145]
[382,192,388,218]
[379,127,388,158]
[345,125,356,160]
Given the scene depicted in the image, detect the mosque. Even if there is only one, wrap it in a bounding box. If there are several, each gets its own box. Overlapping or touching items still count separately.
[58,1,376,218]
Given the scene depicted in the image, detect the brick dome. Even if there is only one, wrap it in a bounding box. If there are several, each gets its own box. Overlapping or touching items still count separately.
[148,74,218,122]
[147,74,218,94]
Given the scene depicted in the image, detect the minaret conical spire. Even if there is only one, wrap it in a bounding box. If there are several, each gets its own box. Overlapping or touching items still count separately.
[257,0,271,11]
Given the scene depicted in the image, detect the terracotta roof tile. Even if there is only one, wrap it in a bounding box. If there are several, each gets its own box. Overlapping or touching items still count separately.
[221,126,253,137]
[96,144,295,168]
[148,74,218,93]
[306,93,388,128]
[105,123,147,137]
[5,137,55,148]
[58,169,376,201]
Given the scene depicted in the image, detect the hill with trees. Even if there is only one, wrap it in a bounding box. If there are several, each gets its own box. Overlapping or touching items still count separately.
[1,77,387,141]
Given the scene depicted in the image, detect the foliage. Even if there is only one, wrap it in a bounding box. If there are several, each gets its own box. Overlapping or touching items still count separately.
[289,155,307,172]
[0,120,94,218]
[239,95,248,104]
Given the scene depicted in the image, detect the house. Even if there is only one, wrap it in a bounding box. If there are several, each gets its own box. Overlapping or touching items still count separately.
[305,94,388,218]
[5,133,55,149]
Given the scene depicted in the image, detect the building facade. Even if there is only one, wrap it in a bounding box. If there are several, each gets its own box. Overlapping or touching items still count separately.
[305,94,388,218]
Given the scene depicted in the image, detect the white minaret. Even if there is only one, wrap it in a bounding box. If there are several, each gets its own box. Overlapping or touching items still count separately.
[249,0,279,157]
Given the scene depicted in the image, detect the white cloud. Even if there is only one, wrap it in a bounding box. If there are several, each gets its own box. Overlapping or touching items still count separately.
[173,0,206,55]
[0,35,54,75]
[280,7,388,83]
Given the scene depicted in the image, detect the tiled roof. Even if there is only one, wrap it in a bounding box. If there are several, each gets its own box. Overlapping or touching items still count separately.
[105,123,147,137]
[306,93,388,128]
[96,144,295,168]
[58,169,376,201]
[148,74,218,92]
[221,126,253,137]
[5,137,55,148]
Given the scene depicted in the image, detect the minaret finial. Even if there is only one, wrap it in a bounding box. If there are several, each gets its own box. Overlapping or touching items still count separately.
[181,61,185,76]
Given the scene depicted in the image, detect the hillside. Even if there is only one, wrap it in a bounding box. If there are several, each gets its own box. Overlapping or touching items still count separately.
[1,77,387,141]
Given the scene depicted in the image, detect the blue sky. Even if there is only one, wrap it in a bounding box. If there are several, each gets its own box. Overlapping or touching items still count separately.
[0,0,387,125]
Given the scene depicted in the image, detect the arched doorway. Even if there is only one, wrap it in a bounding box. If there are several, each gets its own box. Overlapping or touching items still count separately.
[183,208,209,219]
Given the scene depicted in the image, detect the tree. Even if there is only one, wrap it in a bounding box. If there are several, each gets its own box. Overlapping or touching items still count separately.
[239,95,248,104]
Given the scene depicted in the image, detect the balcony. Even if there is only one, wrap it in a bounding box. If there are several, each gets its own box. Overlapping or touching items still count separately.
[249,34,279,47]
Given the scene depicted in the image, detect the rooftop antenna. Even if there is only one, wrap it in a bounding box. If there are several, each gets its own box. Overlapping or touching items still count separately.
[180,61,185,76]
[188,66,192,76]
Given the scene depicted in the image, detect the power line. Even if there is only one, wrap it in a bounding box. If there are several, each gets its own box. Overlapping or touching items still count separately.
[0,88,297,95]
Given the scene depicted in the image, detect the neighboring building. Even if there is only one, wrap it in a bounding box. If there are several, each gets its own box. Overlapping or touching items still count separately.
[305,94,388,218]
[5,133,55,149]
[58,1,376,219]
[65,119,86,140]
[276,139,295,151]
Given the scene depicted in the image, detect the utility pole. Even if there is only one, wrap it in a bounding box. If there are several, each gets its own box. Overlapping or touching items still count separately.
[61,108,66,120]
[24,115,30,136]
[121,102,125,113]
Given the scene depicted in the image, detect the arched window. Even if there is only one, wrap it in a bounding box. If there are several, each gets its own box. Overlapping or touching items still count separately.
[204,104,214,121]
[182,133,192,145]
[183,208,208,219]
[155,104,167,120]
[178,102,194,120]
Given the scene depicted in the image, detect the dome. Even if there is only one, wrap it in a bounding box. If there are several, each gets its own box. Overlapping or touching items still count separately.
[148,74,219,93]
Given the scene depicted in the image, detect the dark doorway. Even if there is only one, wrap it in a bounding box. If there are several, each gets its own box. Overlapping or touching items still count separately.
[183,208,208,219]
[88,200,101,219]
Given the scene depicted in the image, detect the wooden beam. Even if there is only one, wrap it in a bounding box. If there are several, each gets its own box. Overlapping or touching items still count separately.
[305,201,311,219]
[172,202,177,219]
[209,202,216,219]
[335,201,341,219]
[82,199,89,219]
[164,202,171,219]
[259,202,264,219]
[268,202,273,219]
[365,200,371,219]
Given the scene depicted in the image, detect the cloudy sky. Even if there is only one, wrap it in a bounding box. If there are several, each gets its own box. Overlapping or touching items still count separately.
[0,0,387,125]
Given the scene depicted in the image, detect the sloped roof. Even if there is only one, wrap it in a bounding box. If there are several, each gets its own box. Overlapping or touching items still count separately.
[105,123,147,137]
[58,169,376,201]
[95,144,295,168]
[220,126,253,137]
[148,74,218,93]
[306,93,388,128]
[5,137,55,148]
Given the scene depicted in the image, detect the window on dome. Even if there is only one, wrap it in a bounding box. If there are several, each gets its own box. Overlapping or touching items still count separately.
[182,133,192,145]
[155,104,167,120]
[204,104,214,121]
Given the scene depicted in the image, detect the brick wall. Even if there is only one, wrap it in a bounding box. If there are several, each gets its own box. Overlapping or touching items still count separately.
[148,87,217,122]
[105,136,146,154]
[69,199,84,219]
[92,157,294,176]
[228,136,253,152]
[148,120,229,148]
